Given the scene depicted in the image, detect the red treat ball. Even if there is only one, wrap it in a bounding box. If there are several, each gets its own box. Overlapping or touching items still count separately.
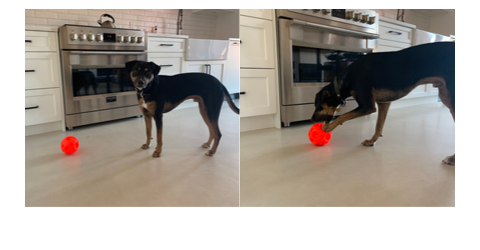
[61,136,79,155]
[308,123,332,146]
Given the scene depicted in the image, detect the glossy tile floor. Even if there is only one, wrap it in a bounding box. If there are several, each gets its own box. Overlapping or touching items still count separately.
[25,100,239,207]
[240,103,455,207]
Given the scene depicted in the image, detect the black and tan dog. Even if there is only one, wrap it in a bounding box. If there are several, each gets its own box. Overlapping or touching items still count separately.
[311,42,455,165]
[126,60,239,158]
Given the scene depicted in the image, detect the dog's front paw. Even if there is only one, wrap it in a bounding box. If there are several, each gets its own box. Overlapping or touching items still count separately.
[152,150,162,158]
[141,144,150,149]
[322,123,334,133]
[361,139,375,147]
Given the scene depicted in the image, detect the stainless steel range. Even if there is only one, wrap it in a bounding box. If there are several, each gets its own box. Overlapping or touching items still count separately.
[59,24,147,129]
[276,9,380,126]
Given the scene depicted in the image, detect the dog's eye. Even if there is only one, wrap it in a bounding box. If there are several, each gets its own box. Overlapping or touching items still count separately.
[131,71,139,77]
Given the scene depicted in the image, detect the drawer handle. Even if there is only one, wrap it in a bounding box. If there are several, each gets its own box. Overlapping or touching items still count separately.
[25,106,39,110]
[159,44,174,46]
[388,31,402,35]
[239,92,246,95]
[25,40,32,43]
[159,64,173,67]
[25,70,35,73]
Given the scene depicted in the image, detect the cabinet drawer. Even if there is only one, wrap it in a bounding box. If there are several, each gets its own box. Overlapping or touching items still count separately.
[240,16,275,69]
[25,52,61,90]
[148,53,183,75]
[240,9,274,20]
[25,31,57,52]
[379,22,413,44]
[240,69,277,117]
[25,88,62,126]
[147,38,185,53]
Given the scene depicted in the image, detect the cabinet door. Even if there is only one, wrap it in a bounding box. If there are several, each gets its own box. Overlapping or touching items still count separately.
[25,31,57,52]
[25,88,62,126]
[25,52,61,90]
[240,16,275,69]
[149,53,183,76]
[240,9,274,20]
[240,69,277,117]
[208,61,225,82]
[184,61,208,74]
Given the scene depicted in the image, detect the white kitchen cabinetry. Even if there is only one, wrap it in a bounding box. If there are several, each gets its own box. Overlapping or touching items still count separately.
[239,16,276,69]
[184,60,226,82]
[240,69,277,117]
[25,27,65,136]
[147,34,188,76]
[240,9,280,132]
[148,53,184,76]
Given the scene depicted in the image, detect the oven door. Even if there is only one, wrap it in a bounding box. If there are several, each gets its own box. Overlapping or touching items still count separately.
[278,18,376,125]
[61,51,147,115]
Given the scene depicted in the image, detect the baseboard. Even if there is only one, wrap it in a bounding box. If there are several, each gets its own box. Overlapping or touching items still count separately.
[25,121,63,136]
[241,114,276,132]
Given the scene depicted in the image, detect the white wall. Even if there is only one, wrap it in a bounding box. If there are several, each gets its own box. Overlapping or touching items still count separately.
[215,10,240,40]
[430,10,455,36]
[25,9,217,39]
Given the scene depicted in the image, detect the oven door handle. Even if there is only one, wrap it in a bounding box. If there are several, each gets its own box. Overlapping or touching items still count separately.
[69,51,148,55]
[292,19,380,39]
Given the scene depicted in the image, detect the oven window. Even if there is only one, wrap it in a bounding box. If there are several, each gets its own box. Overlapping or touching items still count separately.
[292,46,365,83]
[72,68,134,97]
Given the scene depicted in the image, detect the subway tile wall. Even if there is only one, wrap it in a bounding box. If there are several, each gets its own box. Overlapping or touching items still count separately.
[25,9,217,39]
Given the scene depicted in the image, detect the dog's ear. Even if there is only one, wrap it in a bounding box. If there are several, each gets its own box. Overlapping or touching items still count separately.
[149,62,161,75]
[125,60,138,74]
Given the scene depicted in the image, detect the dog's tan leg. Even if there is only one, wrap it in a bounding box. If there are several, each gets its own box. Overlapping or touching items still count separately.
[438,84,455,165]
[322,106,377,133]
[206,120,222,156]
[362,102,391,146]
[141,110,152,149]
[198,101,215,148]
[152,115,163,158]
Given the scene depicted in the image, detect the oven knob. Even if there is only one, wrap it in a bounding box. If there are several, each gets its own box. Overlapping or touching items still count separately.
[123,35,130,43]
[96,34,103,42]
[116,35,124,43]
[87,33,95,42]
[79,33,86,41]
[361,14,369,23]
[322,9,331,14]
[353,13,362,22]
[69,33,78,41]
[137,36,144,43]
[313,9,321,13]
[130,36,137,43]
[345,10,354,20]
[367,16,376,25]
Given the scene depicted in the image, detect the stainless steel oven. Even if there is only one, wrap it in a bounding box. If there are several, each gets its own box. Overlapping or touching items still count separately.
[276,9,380,126]
[59,25,147,129]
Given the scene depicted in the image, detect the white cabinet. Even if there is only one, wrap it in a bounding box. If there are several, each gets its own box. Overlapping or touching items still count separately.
[184,60,226,82]
[149,53,184,76]
[25,28,64,136]
[240,9,281,131]
[240,16,276,69]
[240,69,277,117]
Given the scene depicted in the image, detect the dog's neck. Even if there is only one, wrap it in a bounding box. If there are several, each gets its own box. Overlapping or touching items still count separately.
[333,78,346,105]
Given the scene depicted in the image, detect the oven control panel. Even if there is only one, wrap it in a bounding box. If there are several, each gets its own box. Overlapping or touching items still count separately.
[289,9,378,27]
[60,25,146,48]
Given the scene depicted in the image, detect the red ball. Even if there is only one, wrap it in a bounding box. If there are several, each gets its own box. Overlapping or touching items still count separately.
[308,123,332,146]
[61,136,79,155]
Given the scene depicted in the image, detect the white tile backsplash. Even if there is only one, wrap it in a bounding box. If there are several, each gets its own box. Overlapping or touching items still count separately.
[25,9,217,39]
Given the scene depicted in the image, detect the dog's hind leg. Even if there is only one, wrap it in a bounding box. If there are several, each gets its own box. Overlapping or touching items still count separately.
[438,82,455,165]
[362,102,391,146]
[204,101,223,156]
[198,101,215,149]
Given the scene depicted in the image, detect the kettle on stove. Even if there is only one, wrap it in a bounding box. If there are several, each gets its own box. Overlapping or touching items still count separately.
[97,14,116,28]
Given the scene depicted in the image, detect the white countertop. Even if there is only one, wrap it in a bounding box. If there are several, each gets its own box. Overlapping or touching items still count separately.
[147,33,189,39]
[25,25,59,32]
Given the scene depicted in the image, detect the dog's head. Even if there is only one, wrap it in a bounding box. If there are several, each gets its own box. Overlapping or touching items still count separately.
[125,61,161,90]
[311,83,342,123]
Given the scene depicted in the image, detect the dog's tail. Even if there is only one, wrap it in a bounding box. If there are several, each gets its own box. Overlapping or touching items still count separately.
[220,84,240,115]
